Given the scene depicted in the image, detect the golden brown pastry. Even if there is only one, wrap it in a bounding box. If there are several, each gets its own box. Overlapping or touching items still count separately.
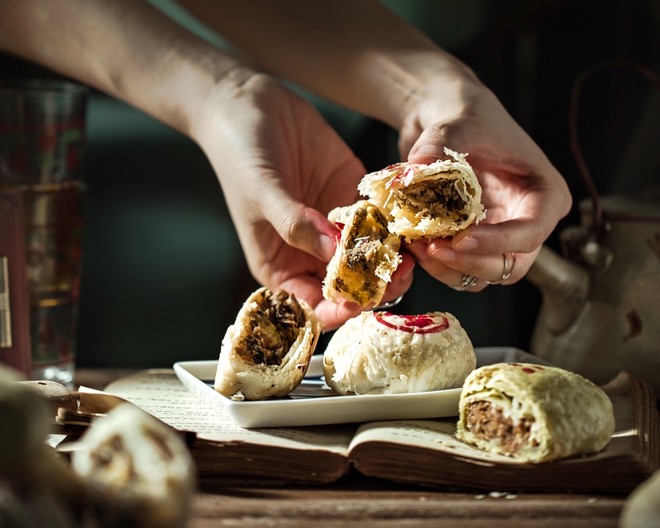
[357,148,486,241]
[323,200,402,307]
[323,310,476,395]
[215,287,321,400]
[456,362,615,463]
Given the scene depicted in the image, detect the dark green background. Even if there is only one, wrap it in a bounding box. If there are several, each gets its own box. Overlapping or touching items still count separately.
[5,0,655,368]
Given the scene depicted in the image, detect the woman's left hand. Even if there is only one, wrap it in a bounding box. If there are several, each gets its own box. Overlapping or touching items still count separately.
[400,76,572,292]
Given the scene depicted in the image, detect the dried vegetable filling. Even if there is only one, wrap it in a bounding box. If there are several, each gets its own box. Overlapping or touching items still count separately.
[356,148,486,240]
[236,290,306,366]
[323,199,402,307]
[393,178,468,221]
[343,205,390,273]
[215,286,321,400]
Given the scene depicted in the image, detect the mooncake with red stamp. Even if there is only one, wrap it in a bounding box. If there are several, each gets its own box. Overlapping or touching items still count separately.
[323,310,476,395]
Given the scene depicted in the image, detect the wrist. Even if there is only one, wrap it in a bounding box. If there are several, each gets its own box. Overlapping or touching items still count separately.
[381,52,483,131]
[190,63,276,154]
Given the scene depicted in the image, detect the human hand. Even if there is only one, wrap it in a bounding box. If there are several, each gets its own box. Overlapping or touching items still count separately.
[399,75,572,291]
[193,68,414,328]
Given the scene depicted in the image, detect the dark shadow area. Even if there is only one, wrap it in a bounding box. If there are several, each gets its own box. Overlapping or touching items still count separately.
[1,0,657,367]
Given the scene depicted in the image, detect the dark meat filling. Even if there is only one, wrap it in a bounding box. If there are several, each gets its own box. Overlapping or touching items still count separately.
[343,205,389,273]
[465,401,537,455]
[338,204,391,301]
[394,178,468,221]
[236,290,307,366]
[345,240,382,272]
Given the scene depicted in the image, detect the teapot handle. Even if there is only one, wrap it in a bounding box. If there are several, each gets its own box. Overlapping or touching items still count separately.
[568,60,660,237]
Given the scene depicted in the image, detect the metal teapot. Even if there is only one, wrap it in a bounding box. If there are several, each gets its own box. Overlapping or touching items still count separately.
[526,61,660,391]
[527,192,660,390]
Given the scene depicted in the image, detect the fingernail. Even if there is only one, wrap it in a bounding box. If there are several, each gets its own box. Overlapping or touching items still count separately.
[454,236,478,251]
[431,247,456,262]
[411,145,445,162]
[316,234,336,261]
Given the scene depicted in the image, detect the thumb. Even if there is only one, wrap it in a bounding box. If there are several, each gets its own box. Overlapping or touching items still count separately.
[263,193,337,262]
[405,118,483,165]
[406,124,457,165]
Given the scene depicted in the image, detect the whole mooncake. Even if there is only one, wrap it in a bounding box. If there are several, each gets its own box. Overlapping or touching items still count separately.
[323,310,476,395]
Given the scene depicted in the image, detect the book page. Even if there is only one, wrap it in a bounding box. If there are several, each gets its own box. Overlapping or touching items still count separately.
[350,419,516,463]
[104,369,353,455]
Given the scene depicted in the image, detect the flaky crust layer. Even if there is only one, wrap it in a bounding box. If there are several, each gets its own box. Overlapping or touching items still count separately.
[323,200,402,307]
[357,148,486,241]
[214,287,322,400]
[456,363,615,463]
[323,311,476,395]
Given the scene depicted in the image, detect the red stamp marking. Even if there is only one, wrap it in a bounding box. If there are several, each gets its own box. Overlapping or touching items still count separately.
[374,312,449,334]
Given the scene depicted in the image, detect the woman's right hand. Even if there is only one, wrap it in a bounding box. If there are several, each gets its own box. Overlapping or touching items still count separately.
[191,67,415,329]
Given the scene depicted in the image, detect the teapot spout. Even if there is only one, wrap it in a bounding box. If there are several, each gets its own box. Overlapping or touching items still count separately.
[526,245,589,333]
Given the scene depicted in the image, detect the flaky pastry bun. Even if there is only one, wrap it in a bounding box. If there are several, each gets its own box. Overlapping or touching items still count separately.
[456,362,615,463]
[322,200,402,307]
[72,404,195,527]
[357,148,486,241]
[323,310,476,395]
[214,287,321,400]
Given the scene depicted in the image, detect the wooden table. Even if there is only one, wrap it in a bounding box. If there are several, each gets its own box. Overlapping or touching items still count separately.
[75,368,632,528]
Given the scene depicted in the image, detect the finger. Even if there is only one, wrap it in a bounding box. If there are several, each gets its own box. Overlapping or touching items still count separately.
[277,267,371,331]
[451,172,572,256]
[262,191,338,262]
[452,217,552,256]
[369,252,415,308]
[405,123,455,165]
[314,299,365,331]
[407,240,470,288]
[278,252,416,331]
[433,243,540,285]
[411,239,537,287]
[276,273,360,330]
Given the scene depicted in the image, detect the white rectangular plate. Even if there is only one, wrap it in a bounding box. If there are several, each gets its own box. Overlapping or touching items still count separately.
[174,347,544,428]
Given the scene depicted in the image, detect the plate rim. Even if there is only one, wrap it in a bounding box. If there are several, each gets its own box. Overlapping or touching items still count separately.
[172,346,538,428]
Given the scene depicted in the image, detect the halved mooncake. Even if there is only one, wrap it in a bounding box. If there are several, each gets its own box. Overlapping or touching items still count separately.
[215,287,322,400]
[323,200,402,307]
[456,362,615,463]
[357,148,486,241]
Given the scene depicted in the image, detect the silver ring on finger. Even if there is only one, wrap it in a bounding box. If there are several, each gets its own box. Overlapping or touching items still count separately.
[374,295,404,310]
[454,273,478,291]
[487,252,516,285]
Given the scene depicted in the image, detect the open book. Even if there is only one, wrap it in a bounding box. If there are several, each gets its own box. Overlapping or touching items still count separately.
[97,365,659,494]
